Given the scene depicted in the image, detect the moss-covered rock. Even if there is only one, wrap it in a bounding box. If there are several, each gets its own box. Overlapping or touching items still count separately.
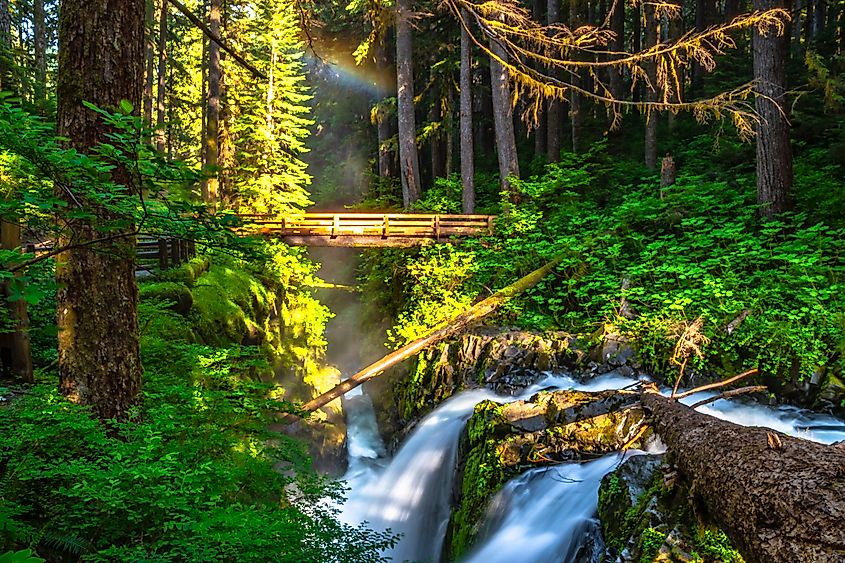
[138,281,193,315]
[395,328,584,425]
[155,256,211,287]
[598,454,744,563]
[445,389,646,560]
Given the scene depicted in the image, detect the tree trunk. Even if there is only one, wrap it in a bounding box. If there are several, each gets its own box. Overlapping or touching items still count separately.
[0,0,10,91]
[0,220,32,383]
[143,0,156,127]
[376,41,394,180]
[569,0,583,153]
[488,26,520,196]
[460,11,476,214]
[396,0,421,207]
[156,0,167,153]
[429,87,444,181]
[56,0,145,422]
[33,0,46,109]
[202,0,221,206]
[814,0,826,36]
[609,0,626,101]
[546,0,561,162]
[643,392,845,563]
[692,0,715,91]
[644,0,658,169]
[753,0,792,217]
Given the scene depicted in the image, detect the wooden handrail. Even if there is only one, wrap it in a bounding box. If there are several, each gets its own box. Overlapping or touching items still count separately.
[239,213,496,241]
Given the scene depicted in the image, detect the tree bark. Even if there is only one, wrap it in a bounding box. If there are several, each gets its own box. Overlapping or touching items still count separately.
[488,28,520,196]
[753,0,792,217]
[0,0,10,91]
[546,0,562,162]
[460,11,476,214]
[0,220,32,383]
[56,0,145,422]
[202,0,220,206]
[156,0,168,153]
[33,0,46,109]
[376,41,394,180]
[396,0,421,207]
[644,0,658,169]
[143,0,156,127]
[609,0,626,102]
[569,0,583,153]
[296,257,562,414]
[643,392,845,563]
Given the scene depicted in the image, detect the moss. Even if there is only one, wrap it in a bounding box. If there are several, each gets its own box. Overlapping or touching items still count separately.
[448,401,511,560]
[692,528,744,563]
[190,284,249,347]
[138,281,193,315]
[639,527,667,562]
[155,256,211,287]
[140,308,196,344]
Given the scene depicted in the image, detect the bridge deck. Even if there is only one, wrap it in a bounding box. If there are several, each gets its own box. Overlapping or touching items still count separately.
[239,213,495,246]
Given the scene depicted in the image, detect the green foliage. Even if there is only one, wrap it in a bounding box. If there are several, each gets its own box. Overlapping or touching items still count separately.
[693,528,744,563]
[0,550,44,563]
[2,250,392,561]
[360,140,845,385]
[639,528,667,562]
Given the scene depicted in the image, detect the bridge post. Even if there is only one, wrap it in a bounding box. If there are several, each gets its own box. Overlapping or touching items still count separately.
[434,214,440,240]
[487,215,494,235]
[332,214,339,238]
[170,238,182,266]
[158,238,169,270]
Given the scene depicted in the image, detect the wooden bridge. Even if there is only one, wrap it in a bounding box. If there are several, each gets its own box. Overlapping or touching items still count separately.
[238,213,496,247]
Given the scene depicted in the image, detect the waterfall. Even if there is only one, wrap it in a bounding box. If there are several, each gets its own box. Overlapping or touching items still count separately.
[340,374,845,562]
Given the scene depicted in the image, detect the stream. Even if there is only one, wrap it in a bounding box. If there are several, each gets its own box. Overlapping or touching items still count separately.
[338,372,845,563]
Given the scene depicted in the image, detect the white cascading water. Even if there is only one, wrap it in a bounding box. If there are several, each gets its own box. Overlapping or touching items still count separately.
[340,374,845,562]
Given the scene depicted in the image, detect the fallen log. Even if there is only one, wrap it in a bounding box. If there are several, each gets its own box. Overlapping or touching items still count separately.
[295,257,562,414]
[642,390,845,563]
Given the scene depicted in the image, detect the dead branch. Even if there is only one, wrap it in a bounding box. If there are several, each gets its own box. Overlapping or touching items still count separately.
[673,368,759,400]
[688,385,768,409]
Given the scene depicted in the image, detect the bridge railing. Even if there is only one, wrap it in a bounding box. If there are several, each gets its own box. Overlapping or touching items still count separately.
[238,213,496,239]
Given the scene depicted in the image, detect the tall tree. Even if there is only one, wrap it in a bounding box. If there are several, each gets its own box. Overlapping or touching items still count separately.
[569,0,583,153]
[547,0,561,162]
[644,0,658,169]
[56,0,145,421]
[156,0,168,152]
[396,0,421,207]
[143,0,156,126]
[375,40,394,180]
[33,0,46,109]
[488,23,520,195]
[203,0,221,205]
[609,0,626,101]
[0,0,9,91]
[753,0,792,216]
[459,9,475,213]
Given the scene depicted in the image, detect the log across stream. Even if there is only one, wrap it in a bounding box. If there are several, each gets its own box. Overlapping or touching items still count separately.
[337,373,845,562]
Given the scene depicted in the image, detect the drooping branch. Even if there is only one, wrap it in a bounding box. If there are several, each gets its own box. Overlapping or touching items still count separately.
[168,0,267,81]
[294,257,563,414]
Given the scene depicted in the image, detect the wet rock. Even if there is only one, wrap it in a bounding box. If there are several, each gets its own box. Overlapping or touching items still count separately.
[813,372,845,416]
[598,454,743,563]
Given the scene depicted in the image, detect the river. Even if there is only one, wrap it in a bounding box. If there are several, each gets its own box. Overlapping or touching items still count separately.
[338,372,845,562]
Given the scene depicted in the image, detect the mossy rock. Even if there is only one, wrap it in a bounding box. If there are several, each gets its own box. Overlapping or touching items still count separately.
[190,284,248,347]
[139,281,193,315]
[155,256,211,287]
[140,308,196,344]
[598,454,744,562]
